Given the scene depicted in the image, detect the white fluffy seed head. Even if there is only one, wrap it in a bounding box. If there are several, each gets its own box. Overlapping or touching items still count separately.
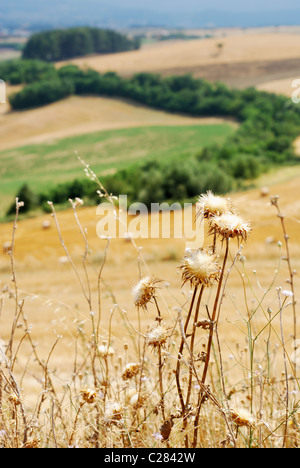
[180,249,221,287]
[132,276,160,310]
[209,212,251,242]
[197,191,232,219]
[146,324,170,348]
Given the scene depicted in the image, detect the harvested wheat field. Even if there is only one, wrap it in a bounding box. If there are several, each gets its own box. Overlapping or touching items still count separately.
[0,164,299,447]
[58,31,300,88]
[257,77,296,97]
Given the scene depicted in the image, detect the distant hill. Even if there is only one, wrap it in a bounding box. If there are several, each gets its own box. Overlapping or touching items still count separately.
[2,0,300,29]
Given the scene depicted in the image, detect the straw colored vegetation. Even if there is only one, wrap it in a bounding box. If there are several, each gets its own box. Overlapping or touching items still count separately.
[0,162,299,448]
[257,77,296,97]
[58,32,300,88]
[58,32,300,74]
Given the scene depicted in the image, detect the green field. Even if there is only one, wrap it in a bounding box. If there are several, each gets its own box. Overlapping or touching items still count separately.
[0,123,234,215]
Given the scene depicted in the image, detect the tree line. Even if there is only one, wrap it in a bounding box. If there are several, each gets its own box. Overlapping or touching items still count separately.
[22,27,140,62]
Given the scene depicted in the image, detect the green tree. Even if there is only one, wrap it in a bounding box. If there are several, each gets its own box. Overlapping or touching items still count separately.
[22,27,140,62]
[7,184,39,215]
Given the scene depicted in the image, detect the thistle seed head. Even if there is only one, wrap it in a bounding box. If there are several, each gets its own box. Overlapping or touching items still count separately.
[229,407,256,428]
[146,324,171,348]
[209,212,251,242]
[132,276,160,310]
[121,362,141,380]
[103,402,124,425]
[197,191,232,219]
[180,249,221,287]
[80,388,99,404]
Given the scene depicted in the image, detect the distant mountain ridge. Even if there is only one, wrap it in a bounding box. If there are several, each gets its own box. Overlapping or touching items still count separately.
[2,1,300,30]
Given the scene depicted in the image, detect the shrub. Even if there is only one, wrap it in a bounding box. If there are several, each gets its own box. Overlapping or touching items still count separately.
[6,183,39,215]
[0,59,58,85]
[9,78,75,109]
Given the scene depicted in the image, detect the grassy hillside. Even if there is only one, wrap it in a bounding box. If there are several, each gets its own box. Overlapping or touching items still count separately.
[0,122,234,215]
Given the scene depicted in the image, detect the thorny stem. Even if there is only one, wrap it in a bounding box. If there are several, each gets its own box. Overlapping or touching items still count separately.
[177,310,235,448]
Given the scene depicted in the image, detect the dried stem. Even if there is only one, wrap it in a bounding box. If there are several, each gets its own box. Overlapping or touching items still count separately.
[201,238,230,385]
[271,196,297,377]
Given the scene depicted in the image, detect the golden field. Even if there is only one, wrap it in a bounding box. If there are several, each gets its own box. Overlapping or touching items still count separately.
[0,166,299,447]
[58,29,300,90]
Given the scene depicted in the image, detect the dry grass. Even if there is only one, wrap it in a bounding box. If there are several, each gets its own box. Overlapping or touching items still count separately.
[257,77,295,97]
[58,32,300,74]
[57,32,300,88]
[0,165,299,448]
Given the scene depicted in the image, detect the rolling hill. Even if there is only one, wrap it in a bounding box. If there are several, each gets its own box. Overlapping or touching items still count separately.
[58,31,300,89]
[0,94,235,152]
[0,99,235,215]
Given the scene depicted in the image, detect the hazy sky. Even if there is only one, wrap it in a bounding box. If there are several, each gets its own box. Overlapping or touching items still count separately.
[104,0,300,11]
[3,0,300,28]
[5,0,300,13]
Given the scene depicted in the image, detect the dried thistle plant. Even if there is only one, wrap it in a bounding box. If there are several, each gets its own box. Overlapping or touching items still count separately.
[132,276,161,310]
[146,324,171,349]
[229,408,256,429]
[121,362,141,380]
[197,190,232,219]
[180,249,221,288]
[80,388,99,405]
[209,212,251,242]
